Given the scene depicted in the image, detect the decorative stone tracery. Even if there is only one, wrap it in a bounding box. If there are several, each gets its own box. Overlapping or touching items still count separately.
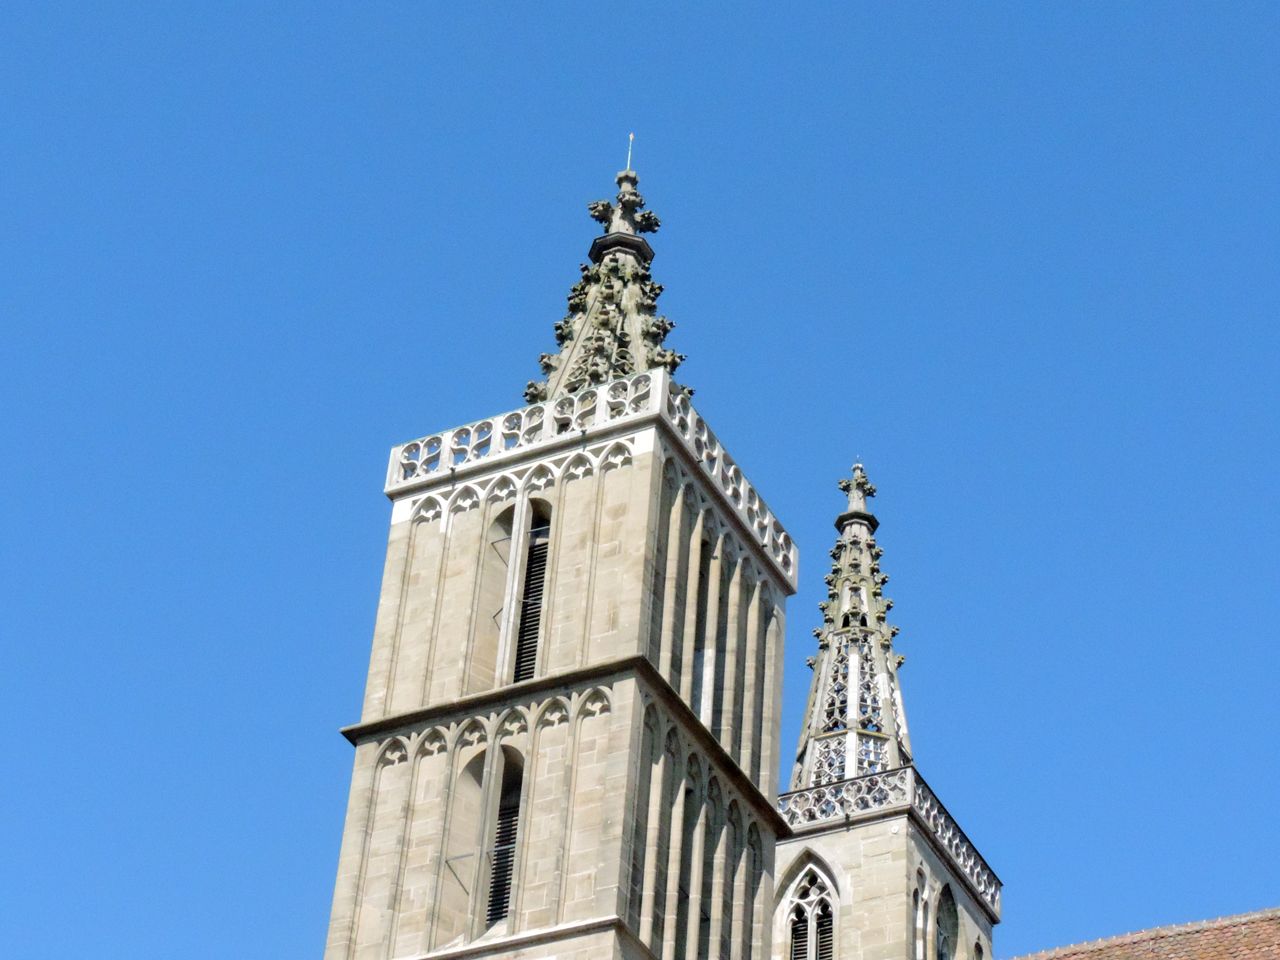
[777,766,1002,915]
[793,464,909,789]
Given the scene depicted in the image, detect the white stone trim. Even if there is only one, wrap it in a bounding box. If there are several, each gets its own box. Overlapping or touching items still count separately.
[384,368,797,587]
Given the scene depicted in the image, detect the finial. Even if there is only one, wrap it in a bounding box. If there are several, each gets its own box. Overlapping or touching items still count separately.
[626,132,634,172]
[837,462,877,513]
[586,165,660,242]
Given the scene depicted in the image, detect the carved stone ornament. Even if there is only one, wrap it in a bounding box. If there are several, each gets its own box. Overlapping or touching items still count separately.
[528,169,687,401]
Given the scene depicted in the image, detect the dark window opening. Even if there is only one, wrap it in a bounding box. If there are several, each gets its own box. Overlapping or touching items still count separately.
[512,513,550,683]
[485,762,522,926]
[816,900,834,960]
[790,906,809,960]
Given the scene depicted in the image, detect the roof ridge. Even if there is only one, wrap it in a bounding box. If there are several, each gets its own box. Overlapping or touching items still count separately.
[1010,905,1280,960]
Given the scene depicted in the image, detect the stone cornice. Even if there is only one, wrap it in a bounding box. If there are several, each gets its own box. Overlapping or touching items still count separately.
[834,509,879,533]
[340,653,789,835]
[589,231,654,263]
[340,658,629,745]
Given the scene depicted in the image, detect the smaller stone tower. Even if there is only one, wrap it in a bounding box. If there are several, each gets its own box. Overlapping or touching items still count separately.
[774,466,1001,960]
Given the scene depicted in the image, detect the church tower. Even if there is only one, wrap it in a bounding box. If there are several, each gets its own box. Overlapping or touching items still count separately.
[323,169,799,960]
[773,468,1001,960]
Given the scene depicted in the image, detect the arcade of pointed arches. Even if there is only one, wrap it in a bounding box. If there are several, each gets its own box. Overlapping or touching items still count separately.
[341,685,614,957]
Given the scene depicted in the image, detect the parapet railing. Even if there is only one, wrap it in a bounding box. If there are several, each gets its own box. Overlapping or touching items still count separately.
[385,369,797,582]
[778,766,1001,917]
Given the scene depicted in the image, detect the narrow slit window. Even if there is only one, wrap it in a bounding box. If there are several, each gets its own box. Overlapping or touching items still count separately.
[512,512,551,683]
[485,761,522,926]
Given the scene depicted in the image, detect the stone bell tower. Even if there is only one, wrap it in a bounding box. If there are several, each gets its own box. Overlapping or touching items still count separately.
[773,468,1001,960]
[323,169,798,960]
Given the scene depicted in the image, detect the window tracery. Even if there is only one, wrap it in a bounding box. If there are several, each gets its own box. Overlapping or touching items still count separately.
[855,734,887,775]
[812,735,846,785]
[821,644,850,733]
[855,641,882,733]
[787,868,835,960]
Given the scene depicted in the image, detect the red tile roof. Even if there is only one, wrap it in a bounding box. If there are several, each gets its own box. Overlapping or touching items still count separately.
[1013,907,1280,960]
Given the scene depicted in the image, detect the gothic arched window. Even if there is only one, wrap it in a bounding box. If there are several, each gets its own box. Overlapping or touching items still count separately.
[787,868,835,960]
[935,886,958,960]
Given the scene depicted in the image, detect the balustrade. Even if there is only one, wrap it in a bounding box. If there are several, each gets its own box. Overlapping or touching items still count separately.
[777,766,1001,915]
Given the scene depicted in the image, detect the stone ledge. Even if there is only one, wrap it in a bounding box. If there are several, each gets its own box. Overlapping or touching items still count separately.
[340,653,789,834]
[395,913,657,960]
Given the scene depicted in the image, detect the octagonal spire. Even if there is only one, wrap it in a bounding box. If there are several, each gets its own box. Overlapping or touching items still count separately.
[790,463,913,789]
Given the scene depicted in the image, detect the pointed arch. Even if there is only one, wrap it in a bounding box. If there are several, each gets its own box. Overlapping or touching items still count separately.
[415,727,448,758]
[573,685,612,721]
[447,484,482,514]
[486,474,517,504]
[534,695,571,729]
[778,860,836,960]
[562,452,594,481]
[523,464,555,493]
[600,440,633,472]
[412,495,444,523]
[495,706,530,743]
[646,724,683,946]
[662,455,681,487]
[453,717,488,752]
[775,848,842,907]
[376,735,411,768]
[483,745,525,930]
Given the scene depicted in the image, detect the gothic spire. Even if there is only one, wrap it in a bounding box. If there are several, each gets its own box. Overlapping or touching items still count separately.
[524,169,685,403]
[790,463,914,789]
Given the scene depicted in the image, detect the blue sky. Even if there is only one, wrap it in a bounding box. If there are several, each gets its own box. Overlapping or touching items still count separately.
[2,3,1277,958]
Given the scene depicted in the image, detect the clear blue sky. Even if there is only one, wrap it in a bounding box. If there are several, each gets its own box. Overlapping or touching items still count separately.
[3,3,1277,958]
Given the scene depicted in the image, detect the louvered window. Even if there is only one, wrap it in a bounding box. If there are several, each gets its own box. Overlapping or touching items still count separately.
[790,907,808,960]
[512,517,550,683]
[485,770,522,926]
[816,901,834,960]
